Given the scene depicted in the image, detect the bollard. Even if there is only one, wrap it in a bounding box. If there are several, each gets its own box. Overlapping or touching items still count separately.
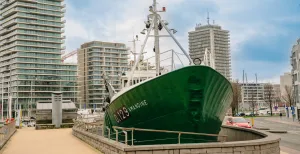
[251,116,254,127]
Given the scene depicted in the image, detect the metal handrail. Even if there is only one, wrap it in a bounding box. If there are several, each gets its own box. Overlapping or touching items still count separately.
[113,126,227,145]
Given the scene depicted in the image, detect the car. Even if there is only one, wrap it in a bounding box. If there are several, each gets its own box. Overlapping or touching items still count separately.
[239,112,245,116]
[226,117,252,128]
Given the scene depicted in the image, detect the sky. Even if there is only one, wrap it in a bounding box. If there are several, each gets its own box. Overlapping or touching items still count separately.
[64,0,300,83]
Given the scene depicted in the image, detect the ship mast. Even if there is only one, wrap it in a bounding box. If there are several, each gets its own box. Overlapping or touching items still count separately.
[125,0,193,87]
[153,0,160,76]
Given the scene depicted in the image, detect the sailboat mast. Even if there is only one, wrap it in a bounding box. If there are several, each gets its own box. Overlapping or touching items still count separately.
[153,0,160,76]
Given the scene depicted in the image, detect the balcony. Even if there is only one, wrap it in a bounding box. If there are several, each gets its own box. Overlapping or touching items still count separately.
[0,42,16,51]
[0,25,17,35]
[0,31,17,41]
[0,0,16,9]
[1,8,17,18]
[1,19,17,28]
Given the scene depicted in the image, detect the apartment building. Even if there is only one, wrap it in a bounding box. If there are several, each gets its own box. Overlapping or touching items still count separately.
[78,41,128,108]
[189,23,231,80]
[0,0,77,116]
[291,38,300,107]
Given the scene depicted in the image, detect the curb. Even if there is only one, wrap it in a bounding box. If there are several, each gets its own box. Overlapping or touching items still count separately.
[254,127,270,130]
[266,130,287,133]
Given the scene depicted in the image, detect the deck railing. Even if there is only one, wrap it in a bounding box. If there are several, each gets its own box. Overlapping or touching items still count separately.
[73,120,227,145]
[112,126,227,145]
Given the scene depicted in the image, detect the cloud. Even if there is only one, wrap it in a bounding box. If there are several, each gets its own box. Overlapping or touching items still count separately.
[64,0,300,82]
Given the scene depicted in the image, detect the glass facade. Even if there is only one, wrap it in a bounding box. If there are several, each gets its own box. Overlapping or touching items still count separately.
[78,41,128,108]
[0,0,77,117]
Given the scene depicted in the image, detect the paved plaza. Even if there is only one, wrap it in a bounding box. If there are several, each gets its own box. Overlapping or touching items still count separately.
[0,127,100,154]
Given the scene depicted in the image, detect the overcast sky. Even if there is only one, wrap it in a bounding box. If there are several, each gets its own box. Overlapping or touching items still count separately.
[64,0,300,83]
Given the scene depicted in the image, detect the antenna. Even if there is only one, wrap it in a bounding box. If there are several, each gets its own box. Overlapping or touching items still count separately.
[207,11,210,25]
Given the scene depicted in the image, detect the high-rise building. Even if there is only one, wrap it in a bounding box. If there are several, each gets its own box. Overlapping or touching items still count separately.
[291,38,300,106]
[0,0,77,117]
[189,23,231,80]
[78,41,128,108]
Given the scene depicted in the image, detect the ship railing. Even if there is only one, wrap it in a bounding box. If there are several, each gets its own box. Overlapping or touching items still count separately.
[138,49,186,73]
[112,126,227,145]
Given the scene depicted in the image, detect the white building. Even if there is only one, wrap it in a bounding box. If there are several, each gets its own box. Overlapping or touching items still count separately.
[240,83,282,111]
[280,72,292,97]
[188,23,231,80]
[240,83,265,110]
[291,38,300,108]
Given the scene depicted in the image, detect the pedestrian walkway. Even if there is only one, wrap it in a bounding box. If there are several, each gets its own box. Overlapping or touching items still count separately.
[0,127,100,154]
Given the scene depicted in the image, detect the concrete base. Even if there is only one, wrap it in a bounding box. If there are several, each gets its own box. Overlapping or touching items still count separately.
[73,125,281,154]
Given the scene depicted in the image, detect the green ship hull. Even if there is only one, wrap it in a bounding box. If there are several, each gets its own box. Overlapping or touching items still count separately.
[103,65,233,145]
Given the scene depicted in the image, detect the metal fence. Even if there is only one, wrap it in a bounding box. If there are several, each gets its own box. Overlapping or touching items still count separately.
[73,120,227,146]
[0,121,16,144]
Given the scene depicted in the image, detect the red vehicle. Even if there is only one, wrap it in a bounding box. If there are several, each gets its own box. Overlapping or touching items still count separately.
[226,117,252,128]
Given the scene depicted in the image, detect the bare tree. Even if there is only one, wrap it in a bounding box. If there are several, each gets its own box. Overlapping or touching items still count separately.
[249,93,256,115]
[231,80,241,116]
[282,85,294,107]
[264,83,274,116]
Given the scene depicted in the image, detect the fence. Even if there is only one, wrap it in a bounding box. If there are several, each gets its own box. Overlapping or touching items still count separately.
[73,120,227,146]
[0,120,16,145]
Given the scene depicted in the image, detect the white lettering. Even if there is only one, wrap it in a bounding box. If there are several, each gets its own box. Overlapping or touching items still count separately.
[128,100,148,112]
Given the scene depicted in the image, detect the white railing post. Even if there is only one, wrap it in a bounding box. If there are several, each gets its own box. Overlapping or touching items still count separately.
[106,127,110,139]
[178,133,181,144]
[123,131,127,145]
[131,129,134,146]
[114,128,118,142]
